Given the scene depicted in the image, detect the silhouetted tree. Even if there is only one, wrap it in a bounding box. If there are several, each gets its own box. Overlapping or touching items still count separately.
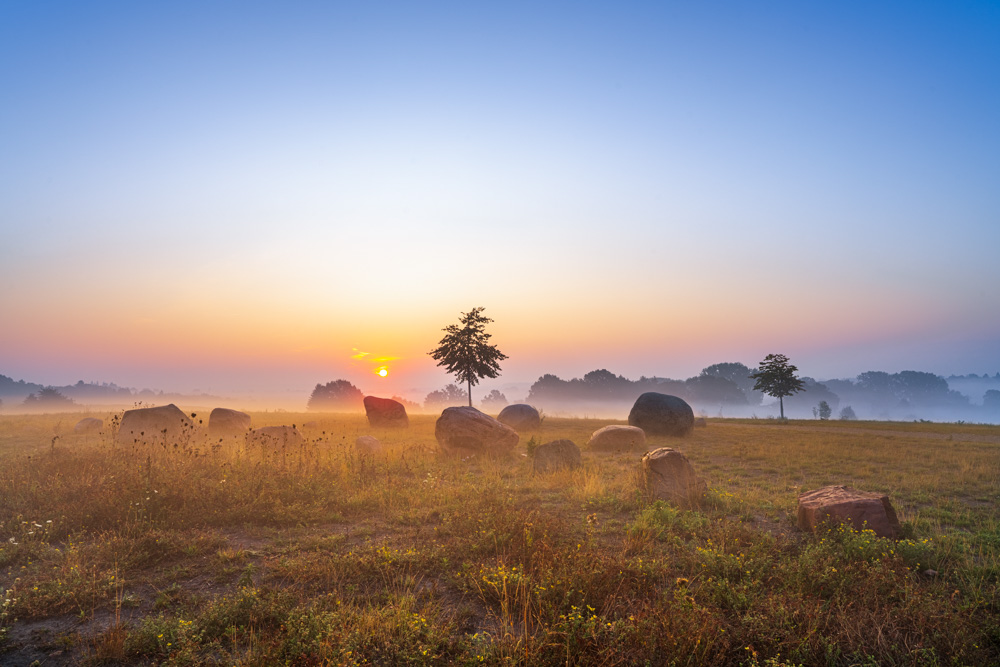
[424,384,468,410]
[685,375,747,406]
[307,380,364,411]
[480,389,508,411]
[429,307,507,407]
[817,400,832,420]
[839,405,857,420]
[23,387,75,409]
[750,354,804,419]
[701,362,760,404]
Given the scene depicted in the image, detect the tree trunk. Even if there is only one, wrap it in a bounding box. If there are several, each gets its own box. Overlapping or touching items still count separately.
[779,395,785,419]
[467,379,472,407]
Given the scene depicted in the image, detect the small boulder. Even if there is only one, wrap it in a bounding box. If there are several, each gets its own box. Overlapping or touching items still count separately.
[797,485,901,539]
[628,393,695,437]
[588,425,645,452]
[208,408,251,436]
[533,439,582,474]
[117,404,194,445]
[497,404,541,431]
[363,396,409,428]
[641,447,706,508]
[355,435,383,455]
[74,417,103,435]
[435,406,519,457]
[248,425,305,448]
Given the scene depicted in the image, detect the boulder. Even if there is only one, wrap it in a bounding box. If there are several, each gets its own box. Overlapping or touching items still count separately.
[355,435,383,455]
[628,393,695,437]
[588,425,645,451]
[248,425,305,448]
[74,417,103,435]
[533,439,581,474]
[797,485,901,539]
[117,404,195,445]
[208,408,251,436]
[363,396,409,428]
[641,447,706,508]
[435,406,519,457]
[497,404,541,431]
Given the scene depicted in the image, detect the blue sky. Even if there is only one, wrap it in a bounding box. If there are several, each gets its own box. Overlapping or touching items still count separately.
[2,1,998,398]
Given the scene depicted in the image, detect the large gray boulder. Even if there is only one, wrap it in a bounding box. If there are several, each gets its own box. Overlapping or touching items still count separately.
[533,439,581,474]
[117,404,194,445]
[208,408,251,436]
[641,447,706,508]
[363,396,409,428]
[248,425,305,448]
[74,417,103,435]
[587,425,645,452]
[797,485,901,539]
[435,406,519,457]
[628,393,695,437]
[497,404,541,431]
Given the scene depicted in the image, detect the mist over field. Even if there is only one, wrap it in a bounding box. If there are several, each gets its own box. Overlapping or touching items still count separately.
[3,364,999,425]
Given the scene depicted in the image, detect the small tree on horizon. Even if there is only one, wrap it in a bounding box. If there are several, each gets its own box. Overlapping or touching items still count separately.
[23,387,75,408]
[424,384,468,410]
[750,354,805,419]
[428,307,508,407]
[817,400,832,420]
[307,380,364,412]
[481,389,509,411]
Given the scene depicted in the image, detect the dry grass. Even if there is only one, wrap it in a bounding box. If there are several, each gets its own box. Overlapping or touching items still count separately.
[0,411,997,665]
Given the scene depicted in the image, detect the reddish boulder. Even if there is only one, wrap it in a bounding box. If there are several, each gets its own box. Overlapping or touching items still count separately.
[435,406,518,457]
[797,485,901,539]
[363,396,409,428]
[641,447,706,508]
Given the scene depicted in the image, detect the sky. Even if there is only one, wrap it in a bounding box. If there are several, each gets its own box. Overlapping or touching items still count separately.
[2,1,999,404]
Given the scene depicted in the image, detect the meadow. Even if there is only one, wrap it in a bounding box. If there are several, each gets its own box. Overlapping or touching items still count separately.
[0,410,997,666]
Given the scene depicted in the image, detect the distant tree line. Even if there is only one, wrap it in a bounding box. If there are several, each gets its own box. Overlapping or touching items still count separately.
[527,365,762,410]
[0,374,164,403]
[522,365,997,422]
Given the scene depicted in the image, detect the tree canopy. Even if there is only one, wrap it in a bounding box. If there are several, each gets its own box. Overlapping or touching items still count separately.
[307,380,364,411]
[428,307,507,407]
[424,384,468,410]
[750,354,805,419]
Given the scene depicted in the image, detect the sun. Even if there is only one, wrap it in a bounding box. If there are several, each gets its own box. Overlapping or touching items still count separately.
[377,367,388,378]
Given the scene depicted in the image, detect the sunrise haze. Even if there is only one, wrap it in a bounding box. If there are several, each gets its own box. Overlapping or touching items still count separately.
[2,2,998,402]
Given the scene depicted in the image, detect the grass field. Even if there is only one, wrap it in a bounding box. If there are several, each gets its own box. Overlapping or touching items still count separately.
[0,410,997,666]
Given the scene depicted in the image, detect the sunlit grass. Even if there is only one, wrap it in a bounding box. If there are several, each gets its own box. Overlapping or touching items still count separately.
[0,412,997,664]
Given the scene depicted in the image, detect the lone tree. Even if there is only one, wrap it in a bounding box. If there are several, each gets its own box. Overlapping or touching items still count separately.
[429,307,508,407]
[750,353,805,419]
